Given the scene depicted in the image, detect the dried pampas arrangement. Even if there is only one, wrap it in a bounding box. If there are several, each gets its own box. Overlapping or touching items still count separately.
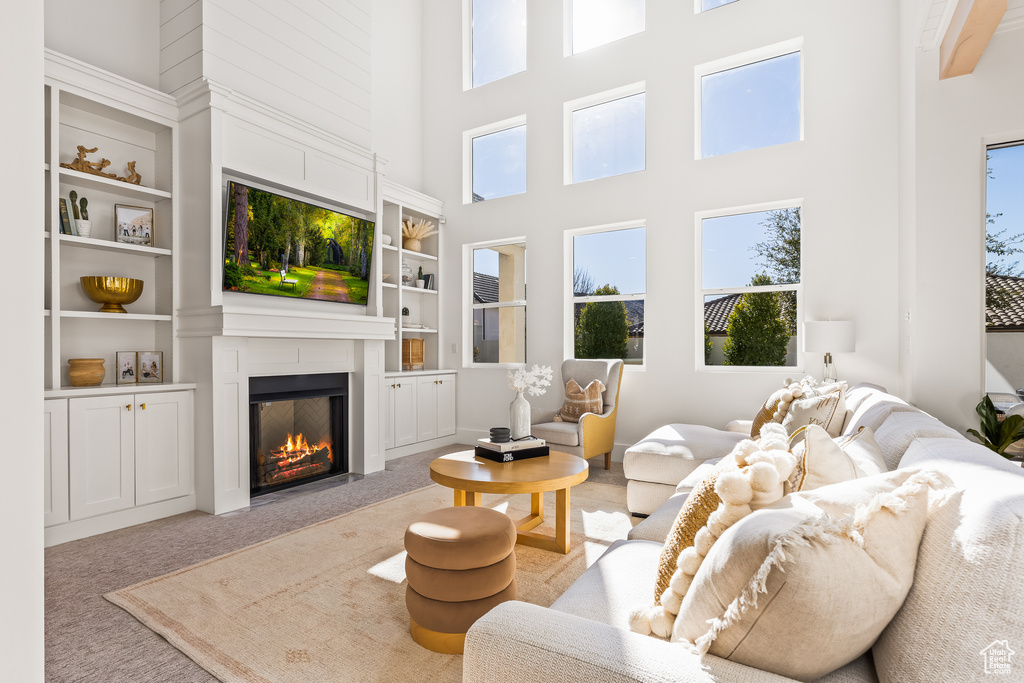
[401,218,438,252]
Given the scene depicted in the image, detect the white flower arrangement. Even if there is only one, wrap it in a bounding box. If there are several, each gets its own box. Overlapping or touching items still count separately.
[508,364,553,396]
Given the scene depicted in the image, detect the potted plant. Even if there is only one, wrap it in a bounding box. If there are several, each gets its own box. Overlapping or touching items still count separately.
[967,395,1024,459]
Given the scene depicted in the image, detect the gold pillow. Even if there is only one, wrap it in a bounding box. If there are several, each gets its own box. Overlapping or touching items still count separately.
[554,378,605,423]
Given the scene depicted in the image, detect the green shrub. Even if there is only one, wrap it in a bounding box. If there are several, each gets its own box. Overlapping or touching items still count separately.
[223,262,243,289]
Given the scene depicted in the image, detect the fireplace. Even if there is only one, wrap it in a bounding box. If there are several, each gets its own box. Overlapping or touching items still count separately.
[249,373,349,496]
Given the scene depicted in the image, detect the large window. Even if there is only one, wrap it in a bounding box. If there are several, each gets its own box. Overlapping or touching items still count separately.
[568,223,646,365]
[468,0,527,88]
[699,203,801,368]
[464,116,527,203]
[570,0,645,55]
[566,83,646,184]
[467,240,527,365]
[698,42,802,158]
[985,141,1024,392]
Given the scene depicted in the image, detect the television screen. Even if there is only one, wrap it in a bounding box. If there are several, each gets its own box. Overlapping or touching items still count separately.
[222,179,375,306]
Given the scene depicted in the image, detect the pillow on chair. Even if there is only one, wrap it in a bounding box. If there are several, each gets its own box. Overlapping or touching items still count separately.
[553,378,605,423]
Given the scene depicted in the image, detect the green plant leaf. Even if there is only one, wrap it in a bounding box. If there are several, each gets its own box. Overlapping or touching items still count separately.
[977,395,1001,442]
[967,428,997,451]
[996,414,1024,454]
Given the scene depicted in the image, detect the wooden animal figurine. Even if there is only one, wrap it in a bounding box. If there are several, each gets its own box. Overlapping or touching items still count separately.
[59,145,116,179]
[117,161,143,185]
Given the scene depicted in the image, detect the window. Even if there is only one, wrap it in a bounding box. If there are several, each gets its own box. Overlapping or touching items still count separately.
[566,83,646,184]
[698,41,802,158]
[699,203,801,368]
[464,116,527,203]
[568,223,646,365]
[699,0,739,11]
[467,240,527,365]
[984,141,1024,390]
[569,0,645,55]
[468,0,527,88]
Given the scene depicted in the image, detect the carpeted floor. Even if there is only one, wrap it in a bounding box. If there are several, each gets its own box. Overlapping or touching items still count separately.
[45,445,628,683]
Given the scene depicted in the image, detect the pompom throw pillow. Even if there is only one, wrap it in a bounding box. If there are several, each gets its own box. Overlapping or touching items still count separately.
[553,378,605,423]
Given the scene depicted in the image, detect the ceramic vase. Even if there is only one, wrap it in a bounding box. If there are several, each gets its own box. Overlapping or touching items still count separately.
[509,390,530,440]
[68,358,105,387]
[404,237,422,252]
[75,219,92,238]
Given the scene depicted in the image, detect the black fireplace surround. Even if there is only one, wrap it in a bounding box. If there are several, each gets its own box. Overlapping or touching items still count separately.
[249,373,349,496]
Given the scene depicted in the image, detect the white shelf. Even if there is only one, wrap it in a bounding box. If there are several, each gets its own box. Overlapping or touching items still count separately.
[382,282,398,289]
[57,168,172,201]
[60,310,173,322]
[402,326,438,334]
[402,250,438,262]
[57,233,171,257]
[402,286,437,295]
[44,382,197,399]
[382,244,399,252]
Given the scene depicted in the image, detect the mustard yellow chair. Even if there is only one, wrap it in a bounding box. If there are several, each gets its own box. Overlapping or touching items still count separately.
[530,359,624,470]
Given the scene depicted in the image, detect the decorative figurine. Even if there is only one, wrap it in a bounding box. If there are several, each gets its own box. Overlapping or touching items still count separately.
[117,161,143,185]
[60,145,116,179]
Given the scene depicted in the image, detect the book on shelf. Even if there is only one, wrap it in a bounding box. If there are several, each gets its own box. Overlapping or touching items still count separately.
[58,198,72,235]
[476,437,546,453]
[474,445,549,463]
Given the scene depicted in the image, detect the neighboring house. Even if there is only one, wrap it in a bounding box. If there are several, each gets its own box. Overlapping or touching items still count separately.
[473,271,500,362]
[985,274,1024,392]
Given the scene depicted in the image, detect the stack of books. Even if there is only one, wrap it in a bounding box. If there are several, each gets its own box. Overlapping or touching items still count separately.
[474,437,549,463]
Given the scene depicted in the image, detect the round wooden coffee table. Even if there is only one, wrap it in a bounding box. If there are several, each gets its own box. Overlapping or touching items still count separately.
[429,450,589,554]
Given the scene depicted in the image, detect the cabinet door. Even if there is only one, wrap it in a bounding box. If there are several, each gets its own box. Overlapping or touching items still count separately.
[436,376,456,438]
[135,391,194,506]
[393,380,417,447]
[43,399,69,527]
[384,381,396,451]
[416,376,438,442]
[69,395,135,520]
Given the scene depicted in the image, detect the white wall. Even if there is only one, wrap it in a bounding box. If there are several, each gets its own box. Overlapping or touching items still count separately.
[422,0,902,451]
[44,0,161,88]
[1,4,45,680]
[905,25,1024,432]
[372,0,423,189]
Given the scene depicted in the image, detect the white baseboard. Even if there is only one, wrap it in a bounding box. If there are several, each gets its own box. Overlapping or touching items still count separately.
[44,494,197,547]
[384,434,461,460]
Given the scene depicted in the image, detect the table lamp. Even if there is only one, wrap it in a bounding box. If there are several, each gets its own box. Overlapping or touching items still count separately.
[804,321,855,383]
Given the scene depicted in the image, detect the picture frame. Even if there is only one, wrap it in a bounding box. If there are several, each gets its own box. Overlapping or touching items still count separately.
[137,351,163,383]
[115,204,154,246]
[116,351,137,385]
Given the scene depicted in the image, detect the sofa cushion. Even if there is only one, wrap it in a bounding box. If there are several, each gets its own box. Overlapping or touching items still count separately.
[623,424,746,486]
[874,411,964,470]
[625,480,677,517]
[628,492,688,543]
[789,425,886,491]
[842,389,918,435]
[530,420,580,447]
[873,438,1024,682]
[782,388,846,437]
[672,469,944,681]
[554,378,605,423]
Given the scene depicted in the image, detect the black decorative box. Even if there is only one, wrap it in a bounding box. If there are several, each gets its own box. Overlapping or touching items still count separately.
[474,445,550,463]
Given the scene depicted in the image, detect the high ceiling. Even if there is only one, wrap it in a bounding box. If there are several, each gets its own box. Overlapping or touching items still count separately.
[920,0,1024,50]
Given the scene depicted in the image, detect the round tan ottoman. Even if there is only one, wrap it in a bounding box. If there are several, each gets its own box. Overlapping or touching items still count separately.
[404,506,517,653]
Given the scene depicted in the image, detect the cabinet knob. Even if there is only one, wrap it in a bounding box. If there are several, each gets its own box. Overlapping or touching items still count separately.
[126,404,132,411]
[397,383,402,388]
[140,403,146,410]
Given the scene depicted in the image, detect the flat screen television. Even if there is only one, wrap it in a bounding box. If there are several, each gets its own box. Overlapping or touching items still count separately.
[222,178,375,306]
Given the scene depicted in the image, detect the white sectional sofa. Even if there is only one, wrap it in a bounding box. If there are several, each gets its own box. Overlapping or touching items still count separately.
[463,384,1024,682]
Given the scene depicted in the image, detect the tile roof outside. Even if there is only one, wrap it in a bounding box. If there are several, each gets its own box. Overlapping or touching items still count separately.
[987,273,1024,330]
[704,293,742,334]
[473,271,499,304]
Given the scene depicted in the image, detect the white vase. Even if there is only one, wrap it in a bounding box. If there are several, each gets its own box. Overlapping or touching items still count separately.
[509,391,531,440]
[76,219,92,238]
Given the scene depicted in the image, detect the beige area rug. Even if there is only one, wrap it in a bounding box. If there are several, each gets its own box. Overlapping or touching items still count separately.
[106,482,632,683]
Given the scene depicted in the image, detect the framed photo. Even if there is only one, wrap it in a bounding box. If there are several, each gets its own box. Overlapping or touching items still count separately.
[115,204,154,246]
[137,351,163,383]
[116,351,138,385]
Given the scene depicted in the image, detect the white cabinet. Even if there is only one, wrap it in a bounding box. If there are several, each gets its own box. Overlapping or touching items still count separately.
[43,399,69,527]
[417,375,457,442]
[64,390,193,523]
[386,379,417,449]
[436,376,456,437]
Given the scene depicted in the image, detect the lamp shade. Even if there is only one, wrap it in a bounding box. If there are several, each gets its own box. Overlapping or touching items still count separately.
[804,321,855,353]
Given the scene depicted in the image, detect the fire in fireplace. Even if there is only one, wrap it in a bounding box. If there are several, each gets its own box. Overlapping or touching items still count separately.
[249,373,348,496]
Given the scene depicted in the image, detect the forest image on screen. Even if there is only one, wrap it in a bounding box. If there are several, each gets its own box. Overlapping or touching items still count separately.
[223,181,374,305]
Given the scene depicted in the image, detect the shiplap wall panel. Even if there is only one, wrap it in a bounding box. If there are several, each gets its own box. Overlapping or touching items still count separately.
[998,0,1024,32]
[161,0,199,26]
[160,24,203,76]
[161,52,204,94]
[160,0,203,92]
[250,0,371,75]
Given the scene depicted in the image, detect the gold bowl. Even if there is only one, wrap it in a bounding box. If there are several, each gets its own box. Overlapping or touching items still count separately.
[80,276,144,313]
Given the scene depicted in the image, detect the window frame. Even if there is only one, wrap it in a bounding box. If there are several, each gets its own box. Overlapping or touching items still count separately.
[563,81,647,185]
[464,237,529,368]
[694,37,804,160]
[462,115,528,205]
[564,219,647,370]
[695,199,804,372]
[564,0,646,57]
[695,0,740,13]
[463,0,527,91]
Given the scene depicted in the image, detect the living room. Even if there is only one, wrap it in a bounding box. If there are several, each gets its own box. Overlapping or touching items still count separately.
[5,0,1024,680]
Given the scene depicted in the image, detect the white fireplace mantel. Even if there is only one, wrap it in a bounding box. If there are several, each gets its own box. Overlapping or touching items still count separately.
[177,302,396,340]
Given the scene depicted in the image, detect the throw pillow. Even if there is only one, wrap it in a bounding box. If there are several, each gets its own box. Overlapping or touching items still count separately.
[749,378,846,438]
[553,378,605,423]
[782,387,846,438]
[671,468,950,681]
[629,424,796,639]
[789,425,887,491]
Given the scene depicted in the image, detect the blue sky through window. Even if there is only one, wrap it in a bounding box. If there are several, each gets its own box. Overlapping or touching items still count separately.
[987,143,1024,275]
[702,209,799,289]
[702,51,801,158]
[473,125,527,201]
[572,0,645,54]
[574,227,645,295]
[702,0,740,11]
[472,0,526,87]
[573,92,646,183]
